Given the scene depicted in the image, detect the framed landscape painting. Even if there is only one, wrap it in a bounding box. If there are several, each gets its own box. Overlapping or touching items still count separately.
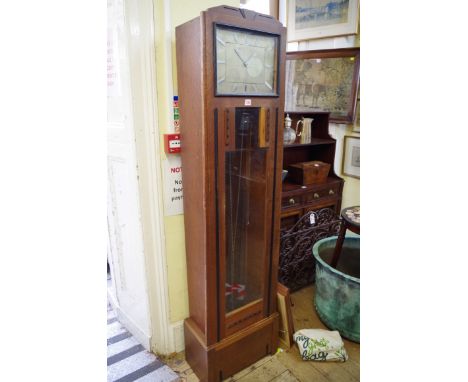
[288,0,359,42]
[285,47,360,123]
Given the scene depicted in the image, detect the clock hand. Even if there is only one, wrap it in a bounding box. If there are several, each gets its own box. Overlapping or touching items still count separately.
[234,48,247,67]
[244,53,255,65]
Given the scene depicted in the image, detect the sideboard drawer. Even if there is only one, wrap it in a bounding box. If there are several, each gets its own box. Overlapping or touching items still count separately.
[282,195,301,209]
[304,184,340,204]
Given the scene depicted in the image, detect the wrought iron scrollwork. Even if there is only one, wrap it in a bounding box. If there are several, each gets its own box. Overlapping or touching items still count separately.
[279,208,341,291]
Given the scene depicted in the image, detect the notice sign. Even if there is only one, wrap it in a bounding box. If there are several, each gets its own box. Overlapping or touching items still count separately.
[163,155,184,216]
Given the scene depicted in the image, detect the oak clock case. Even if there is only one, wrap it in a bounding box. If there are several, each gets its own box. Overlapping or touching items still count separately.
[176,6,286,382]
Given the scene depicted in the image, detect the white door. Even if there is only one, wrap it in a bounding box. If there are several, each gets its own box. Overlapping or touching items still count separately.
[107,0,152,349]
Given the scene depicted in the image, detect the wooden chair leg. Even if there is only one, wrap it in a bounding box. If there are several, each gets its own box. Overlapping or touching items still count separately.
[330,221,347,268]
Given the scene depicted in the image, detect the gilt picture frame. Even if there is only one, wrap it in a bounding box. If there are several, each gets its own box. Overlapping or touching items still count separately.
[287,0,359,42]
[285,48,360,123]
[352,84,360,133]
[277,283,295,349]
[342,135,360,178]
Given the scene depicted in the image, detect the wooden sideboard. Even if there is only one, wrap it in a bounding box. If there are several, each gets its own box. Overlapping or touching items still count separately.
[279,111,343,291]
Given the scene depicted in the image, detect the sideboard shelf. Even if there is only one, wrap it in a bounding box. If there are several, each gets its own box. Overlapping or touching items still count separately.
[279,111,344,291]
[284,138,336,147]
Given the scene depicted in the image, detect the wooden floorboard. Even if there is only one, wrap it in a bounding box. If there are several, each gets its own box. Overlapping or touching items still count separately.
[270,370,299,382]
[226,355,274,381]
[174,284,360,382]
[277,284,360,382]
[229,357,288,381]
[275,349,331,382]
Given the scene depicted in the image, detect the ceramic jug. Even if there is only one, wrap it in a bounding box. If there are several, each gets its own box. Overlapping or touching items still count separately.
[296,117,313,144]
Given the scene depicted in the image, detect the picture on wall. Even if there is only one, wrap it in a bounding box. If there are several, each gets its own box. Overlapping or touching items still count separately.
[285,48,360,123]
[342,135,360,178]
[287,0,359,42]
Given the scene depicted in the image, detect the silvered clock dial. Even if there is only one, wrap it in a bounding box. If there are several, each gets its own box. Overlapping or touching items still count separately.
[215,24,279,96]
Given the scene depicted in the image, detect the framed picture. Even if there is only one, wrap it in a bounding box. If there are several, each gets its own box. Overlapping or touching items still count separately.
[352,84,360,133]
[285,48,360,123]
[287,0,359,42]
[342,135,360,178]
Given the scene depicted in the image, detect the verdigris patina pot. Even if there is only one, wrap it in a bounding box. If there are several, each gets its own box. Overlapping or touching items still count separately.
[313,236,360,342]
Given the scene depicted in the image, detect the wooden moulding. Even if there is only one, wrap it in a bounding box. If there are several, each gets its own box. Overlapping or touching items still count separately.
[184,314,279,382]
[288,160,331,185]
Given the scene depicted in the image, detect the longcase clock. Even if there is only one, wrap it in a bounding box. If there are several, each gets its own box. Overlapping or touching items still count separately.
[176,6,286,382]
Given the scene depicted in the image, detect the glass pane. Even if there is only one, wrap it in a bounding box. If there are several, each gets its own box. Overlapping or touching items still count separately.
[225,108,267,313]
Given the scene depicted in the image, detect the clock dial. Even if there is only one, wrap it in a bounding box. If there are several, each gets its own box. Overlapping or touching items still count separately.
[215,25,279,96]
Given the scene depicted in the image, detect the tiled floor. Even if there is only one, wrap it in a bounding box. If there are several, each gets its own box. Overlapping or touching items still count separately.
[107,300,179,382]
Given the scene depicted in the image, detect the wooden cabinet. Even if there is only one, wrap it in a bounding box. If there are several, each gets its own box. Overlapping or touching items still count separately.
[176,6,286,382]
[281,111,343,226]
[279,111,343,290]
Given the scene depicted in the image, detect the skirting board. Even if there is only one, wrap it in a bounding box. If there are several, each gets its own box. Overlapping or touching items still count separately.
[168,320,185,353]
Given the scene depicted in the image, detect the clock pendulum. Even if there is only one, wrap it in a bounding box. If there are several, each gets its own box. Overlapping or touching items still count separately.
[226,111,255,311]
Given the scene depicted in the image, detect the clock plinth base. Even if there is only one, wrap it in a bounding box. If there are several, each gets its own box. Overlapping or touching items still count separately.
[184,314,279,382]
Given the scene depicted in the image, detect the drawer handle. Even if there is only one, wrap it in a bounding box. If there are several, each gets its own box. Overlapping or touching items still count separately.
[289,198,296,205]
[329,189,335,195]
[313,193,320,199]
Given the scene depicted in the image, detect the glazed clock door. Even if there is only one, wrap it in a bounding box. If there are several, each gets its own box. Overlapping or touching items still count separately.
[219,106,276,338]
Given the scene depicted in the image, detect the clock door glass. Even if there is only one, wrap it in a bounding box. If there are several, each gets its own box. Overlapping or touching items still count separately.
[224,108,268,313]
[215,25,278,96]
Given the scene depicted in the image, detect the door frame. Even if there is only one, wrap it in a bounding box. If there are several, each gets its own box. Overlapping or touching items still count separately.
[123,0,173,354]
